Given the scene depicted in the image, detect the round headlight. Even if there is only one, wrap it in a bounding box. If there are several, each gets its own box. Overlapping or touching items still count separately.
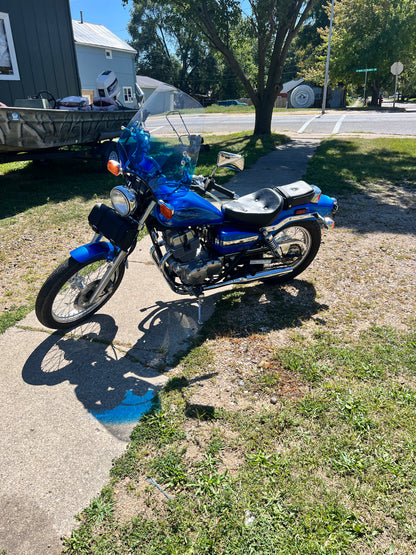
[110,186,137,216]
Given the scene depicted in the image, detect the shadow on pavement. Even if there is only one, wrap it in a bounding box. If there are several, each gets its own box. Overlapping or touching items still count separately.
[21,292,223,440]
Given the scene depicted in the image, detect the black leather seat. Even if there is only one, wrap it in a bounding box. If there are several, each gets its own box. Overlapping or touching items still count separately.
[222,188,284,227]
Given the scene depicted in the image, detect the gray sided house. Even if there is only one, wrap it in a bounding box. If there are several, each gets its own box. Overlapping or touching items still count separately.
[0,0,81,106]
[136,75,166,101]
[72,20,137,108]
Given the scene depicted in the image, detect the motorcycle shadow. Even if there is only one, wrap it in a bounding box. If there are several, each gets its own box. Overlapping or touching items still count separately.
[21,292,223,439]
[203,278,328,338]
[21,281,325,437]
[21,315,167,440]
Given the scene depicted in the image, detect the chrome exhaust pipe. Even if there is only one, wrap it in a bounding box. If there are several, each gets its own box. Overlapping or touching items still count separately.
[151,246,191,296]
[151,245,293,294]
[203,266,293,292]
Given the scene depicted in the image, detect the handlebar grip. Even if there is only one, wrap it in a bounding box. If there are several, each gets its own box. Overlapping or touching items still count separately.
[207,179,236,199]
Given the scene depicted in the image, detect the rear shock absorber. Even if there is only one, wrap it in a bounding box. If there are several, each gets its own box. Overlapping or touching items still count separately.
[261,229,283,258]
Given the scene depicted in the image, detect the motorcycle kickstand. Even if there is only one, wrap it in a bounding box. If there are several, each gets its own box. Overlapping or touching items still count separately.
[197,295,204,326]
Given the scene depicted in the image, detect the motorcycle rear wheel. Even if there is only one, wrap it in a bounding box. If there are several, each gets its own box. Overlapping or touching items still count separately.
[35,256,125,329]
[262,220,321,284]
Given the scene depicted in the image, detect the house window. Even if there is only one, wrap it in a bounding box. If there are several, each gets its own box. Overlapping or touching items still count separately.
[0,12,20,80]
[105,49,112,59]
[123,86,133,103]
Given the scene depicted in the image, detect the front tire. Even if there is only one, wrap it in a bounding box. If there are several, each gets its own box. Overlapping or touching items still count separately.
[262,220,321,284]
[35,256,125,329]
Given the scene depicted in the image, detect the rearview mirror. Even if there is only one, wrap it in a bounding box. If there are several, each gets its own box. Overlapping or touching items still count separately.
[216,151,244,172]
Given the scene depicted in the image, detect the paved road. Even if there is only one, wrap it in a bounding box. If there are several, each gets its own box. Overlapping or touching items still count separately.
[149,107,416,137]
[212,110,416,136]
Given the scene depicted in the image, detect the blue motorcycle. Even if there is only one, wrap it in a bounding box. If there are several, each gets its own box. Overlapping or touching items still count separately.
[35,87,338,329]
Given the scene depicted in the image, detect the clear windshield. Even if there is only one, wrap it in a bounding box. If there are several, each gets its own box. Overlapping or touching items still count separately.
[118,86,205,185]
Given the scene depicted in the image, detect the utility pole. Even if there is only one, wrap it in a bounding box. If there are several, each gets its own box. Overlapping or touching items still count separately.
[322,0,335,115]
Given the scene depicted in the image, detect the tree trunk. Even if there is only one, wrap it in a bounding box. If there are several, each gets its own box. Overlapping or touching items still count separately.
[253,93,277,135]
[370,81,380,106]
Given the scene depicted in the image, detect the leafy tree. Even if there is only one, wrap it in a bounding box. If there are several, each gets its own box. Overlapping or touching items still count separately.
[400,60,416,99]
[285,1,329,81]
[127,1,221,95]
[306,0,416,105]
[128,2,180,85]
[125,0,318,134]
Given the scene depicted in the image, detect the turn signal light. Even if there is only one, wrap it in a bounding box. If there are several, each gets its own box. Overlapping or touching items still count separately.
[107,159,122,176]
[159,201,175,219]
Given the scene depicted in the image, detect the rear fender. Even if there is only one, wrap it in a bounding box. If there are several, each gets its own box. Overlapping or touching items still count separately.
[313,193,337,217]
[70,241,118,263]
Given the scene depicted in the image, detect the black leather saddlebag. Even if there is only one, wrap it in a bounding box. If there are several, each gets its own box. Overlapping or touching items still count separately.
[88,203,138,252]
[274,181,314,210]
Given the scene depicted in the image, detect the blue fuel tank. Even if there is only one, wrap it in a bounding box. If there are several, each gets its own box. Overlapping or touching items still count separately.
[154,184,224,227]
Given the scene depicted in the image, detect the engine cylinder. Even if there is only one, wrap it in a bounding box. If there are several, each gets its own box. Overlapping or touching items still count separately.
[163,229,200,262]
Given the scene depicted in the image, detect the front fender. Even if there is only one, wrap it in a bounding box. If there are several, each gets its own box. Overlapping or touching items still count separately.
[70,241,118,263]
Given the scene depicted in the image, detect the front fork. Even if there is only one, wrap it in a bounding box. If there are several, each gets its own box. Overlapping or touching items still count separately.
[88,247,129,304]
[87,200,157,304]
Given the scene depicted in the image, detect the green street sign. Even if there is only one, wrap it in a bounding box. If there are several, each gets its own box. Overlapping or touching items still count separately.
[356,68,377,73]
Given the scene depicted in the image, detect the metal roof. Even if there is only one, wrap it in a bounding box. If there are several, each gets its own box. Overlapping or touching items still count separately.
[280,78,304,94]
[72,20,136,54]
[136,75,166,88]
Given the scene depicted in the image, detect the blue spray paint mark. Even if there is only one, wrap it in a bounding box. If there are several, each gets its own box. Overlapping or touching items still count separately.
[90,388,156,425]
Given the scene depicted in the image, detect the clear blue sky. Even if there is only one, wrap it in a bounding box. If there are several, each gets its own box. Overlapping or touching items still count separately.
[69,1,251,43]
[69,0,133,42]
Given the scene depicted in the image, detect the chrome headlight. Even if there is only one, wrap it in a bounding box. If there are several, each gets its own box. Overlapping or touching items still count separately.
[110,186,137,216]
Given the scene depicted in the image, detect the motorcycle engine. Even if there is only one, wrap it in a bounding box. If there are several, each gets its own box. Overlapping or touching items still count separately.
[163,229,223,286]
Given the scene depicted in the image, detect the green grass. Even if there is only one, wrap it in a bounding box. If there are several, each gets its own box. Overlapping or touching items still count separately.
[0,158,118,220]
[304,137,416,195]
[0,305,33,334]
[204,104,321,114]
[62,323,416,554]
[197,131,289,183]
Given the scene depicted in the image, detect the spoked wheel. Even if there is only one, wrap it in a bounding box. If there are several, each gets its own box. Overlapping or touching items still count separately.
[261,220,321,284]
[35,256,125,329]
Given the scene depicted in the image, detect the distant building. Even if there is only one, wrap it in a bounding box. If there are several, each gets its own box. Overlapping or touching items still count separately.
[72,19,138,108]
[136,75,166,101]
[0,0,81,106]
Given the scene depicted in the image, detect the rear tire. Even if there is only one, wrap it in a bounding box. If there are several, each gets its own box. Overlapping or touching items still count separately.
[35,256,125,329]
[262,220,321,284]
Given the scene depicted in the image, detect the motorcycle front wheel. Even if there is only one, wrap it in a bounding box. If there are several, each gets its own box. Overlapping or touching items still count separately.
[262,220,321,284]
[35,256,125,329]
